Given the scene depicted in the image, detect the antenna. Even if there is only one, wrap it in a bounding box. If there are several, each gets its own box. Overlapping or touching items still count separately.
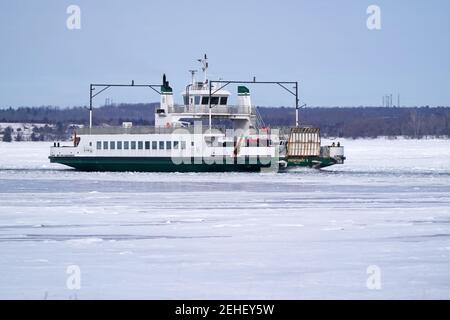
[188,69,197,85]
[198,54,208,83]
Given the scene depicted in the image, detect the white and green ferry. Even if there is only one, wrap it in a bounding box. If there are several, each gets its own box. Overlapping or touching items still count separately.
[49,56,345,172]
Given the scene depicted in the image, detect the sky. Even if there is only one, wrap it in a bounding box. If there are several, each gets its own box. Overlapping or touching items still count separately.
[0,0,449,108]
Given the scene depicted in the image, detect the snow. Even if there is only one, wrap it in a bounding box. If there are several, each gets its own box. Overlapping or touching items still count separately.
[0,139,450,299]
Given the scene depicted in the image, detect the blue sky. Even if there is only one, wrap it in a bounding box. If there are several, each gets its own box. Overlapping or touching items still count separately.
[0,0,449,108]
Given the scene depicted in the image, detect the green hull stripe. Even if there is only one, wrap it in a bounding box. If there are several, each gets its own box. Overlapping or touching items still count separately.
[49,156,273,172]
[49,156,339,172]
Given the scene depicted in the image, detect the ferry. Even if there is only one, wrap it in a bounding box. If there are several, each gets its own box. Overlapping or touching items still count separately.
[49,56,345,172]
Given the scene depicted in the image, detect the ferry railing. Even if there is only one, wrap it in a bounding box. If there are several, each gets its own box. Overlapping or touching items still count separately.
[168,105,254,115]
[75,125,279,136]
[76,125,228,135]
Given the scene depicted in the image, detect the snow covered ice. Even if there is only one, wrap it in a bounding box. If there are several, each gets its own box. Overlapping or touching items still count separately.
[0,139,450,299]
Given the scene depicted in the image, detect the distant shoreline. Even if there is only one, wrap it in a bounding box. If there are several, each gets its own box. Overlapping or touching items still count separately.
[1,105,450,140]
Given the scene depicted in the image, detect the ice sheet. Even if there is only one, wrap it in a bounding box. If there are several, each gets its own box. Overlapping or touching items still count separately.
[0,139,449,299]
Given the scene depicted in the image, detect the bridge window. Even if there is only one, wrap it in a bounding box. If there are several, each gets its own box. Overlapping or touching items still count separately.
[159,141,164,149]
[210,96,219,105]
[124,141,129,150]
[173,141,179,149]
[166,141,171,150]
[96,141,101,150]
[138,141,143,150]
[103,141,108,150]
[195,96,200,105]
[152,141,157,150]
[220,97,228,105]
[181,141,186,149]
[117,141,122,150]
[145,141,150,150]
[201,97,209,105]
[110,141,115,150]
[131,141,136,150]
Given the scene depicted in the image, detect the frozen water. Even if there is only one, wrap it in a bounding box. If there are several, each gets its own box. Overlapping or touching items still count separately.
[0,139,450,299]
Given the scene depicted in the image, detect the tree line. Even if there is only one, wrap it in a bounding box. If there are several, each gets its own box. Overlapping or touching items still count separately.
[1,104,449,141]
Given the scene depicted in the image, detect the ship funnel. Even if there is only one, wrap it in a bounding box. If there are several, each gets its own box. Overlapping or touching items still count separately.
[159,73,174,116]
[237,86,251,108]
[161,73,172,94]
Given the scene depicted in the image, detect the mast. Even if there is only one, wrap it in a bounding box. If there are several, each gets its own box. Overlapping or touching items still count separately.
[198,54,212,130]
[89,84,93,132]
[295,82,299,127]
[209,80,212,130]
[198,54,208,84]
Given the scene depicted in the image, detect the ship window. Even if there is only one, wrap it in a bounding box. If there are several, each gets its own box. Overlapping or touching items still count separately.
[173,141,179,149]
[110,141,115,150]
[138,141,143,150]
[183,95,189,105]
[181,141,186,149]
[152,141,157,150]
[166,141,171,150]
[124,141,129,150]
[96,141,101,150]
[103,141,108,150]
[131,141,136,150]
[220,97,228,105]
[89,142,92,147]
[159,141,164,149]
[145,141,150,150]
[195,96,200,105]
[191,141,194,147]
[210,96,219,105]
[117,141,122,150]
[201,97,209,105]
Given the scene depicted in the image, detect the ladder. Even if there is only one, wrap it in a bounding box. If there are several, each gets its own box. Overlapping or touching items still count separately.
[255,107,266,128]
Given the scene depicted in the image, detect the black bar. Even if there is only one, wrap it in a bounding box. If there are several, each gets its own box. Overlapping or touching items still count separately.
[91,85,111,99]
[91,83,161,88]
[208,79,300,125]
[89,84,93,111]
[211,80,297,84]
[1,300,443,319]
[88,82,162,128]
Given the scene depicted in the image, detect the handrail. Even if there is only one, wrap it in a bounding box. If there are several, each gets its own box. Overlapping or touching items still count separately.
[168,105,254,115]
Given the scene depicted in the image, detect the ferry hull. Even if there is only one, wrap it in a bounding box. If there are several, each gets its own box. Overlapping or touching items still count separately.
[284,156,343,169]
[50,155,342,172]
[49,156,274,172]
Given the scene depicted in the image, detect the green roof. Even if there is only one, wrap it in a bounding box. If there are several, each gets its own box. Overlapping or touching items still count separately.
[161,84,173,94]
[237,86,250,95]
